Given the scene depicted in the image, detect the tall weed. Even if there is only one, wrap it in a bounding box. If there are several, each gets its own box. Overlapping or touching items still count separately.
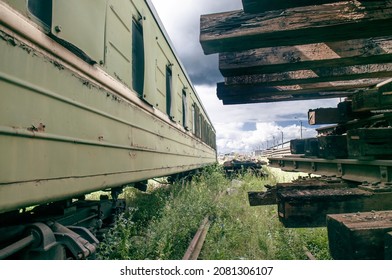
[97,165,331,260]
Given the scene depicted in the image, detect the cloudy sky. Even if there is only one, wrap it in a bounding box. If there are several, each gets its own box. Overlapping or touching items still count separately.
[150,0,340,154]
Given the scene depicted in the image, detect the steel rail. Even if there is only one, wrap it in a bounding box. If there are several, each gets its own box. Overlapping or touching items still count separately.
[303,246,316,260]
[182,216,211,260]
[268,156,392,184]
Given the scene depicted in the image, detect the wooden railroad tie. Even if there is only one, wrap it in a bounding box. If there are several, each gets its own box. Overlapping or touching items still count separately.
[327,211,392,260]
[248,178,392,228]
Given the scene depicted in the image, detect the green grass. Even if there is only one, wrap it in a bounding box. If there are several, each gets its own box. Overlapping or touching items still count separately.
[97,165,331,260]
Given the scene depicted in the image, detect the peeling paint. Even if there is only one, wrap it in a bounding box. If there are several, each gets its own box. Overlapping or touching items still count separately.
[0,30,16,46]
[27,123,46,133]
[51,60,65,71]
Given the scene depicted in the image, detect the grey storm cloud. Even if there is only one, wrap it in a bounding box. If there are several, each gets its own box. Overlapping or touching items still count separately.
[151,0,243,86]
[182,54,223,86]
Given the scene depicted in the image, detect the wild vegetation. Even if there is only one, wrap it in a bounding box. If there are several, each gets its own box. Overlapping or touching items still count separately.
[97,164,331,260]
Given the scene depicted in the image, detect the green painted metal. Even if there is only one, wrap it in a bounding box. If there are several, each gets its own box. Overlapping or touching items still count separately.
[52,0,106,63]
[2,0,26,14]
[0,0,216,214]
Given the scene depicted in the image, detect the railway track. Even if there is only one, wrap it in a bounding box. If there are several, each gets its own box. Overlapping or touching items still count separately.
[182,189,227,260]
[303,246,316,260]
[182,217,318,260]
[182,216,212,260]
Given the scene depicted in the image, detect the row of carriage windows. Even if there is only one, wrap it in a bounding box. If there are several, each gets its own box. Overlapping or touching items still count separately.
[27,0,216,150]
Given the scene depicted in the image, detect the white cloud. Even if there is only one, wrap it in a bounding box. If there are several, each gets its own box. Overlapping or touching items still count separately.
[215,121,318,154]
[195,85,340,153]
[150,0,243,59]
[196,85,341,123]
[150,0,243,85]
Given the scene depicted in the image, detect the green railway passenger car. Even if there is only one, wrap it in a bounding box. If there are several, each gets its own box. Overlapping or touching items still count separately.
[0,0,216,259]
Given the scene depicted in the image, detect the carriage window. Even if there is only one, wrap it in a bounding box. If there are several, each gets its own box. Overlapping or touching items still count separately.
[28,0,52,29]
[166,66,173,118]
[182,89,188,129]
[191,104,196,134]
[193,104,200,137]
[132,17,145,98]
[198,114,202,139]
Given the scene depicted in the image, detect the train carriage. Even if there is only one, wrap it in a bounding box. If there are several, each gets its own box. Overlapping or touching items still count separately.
[0,0,216,259]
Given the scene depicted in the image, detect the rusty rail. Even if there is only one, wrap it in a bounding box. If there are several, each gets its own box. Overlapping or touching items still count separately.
[303,246,316,260]
[182,216,211,260]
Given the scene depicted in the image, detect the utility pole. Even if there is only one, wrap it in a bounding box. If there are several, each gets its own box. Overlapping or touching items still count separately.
[281,130,284,148]
[299,120,303,139]
[278,129,284,148]
[295,117,303,139]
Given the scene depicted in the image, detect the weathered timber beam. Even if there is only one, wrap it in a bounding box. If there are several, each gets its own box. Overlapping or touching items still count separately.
[218,79,384,98]
[224,63,392,86]
[377,77,392,93]
[242,0,343,13]
[277,186,392,228]
[351,78,392,112]
[248,189,277,206]
[219,36,392,76]
[385,231,392,260]
[222,92,350,104]
[347,128,392,160]
[315,113,392,136]
[308,108,341,125]
[200,1,392,54]
[253,177,392,229]
[217,78,385,104]
[249,177,350,207]
[307,101,365,126]
[327,211,392,259]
